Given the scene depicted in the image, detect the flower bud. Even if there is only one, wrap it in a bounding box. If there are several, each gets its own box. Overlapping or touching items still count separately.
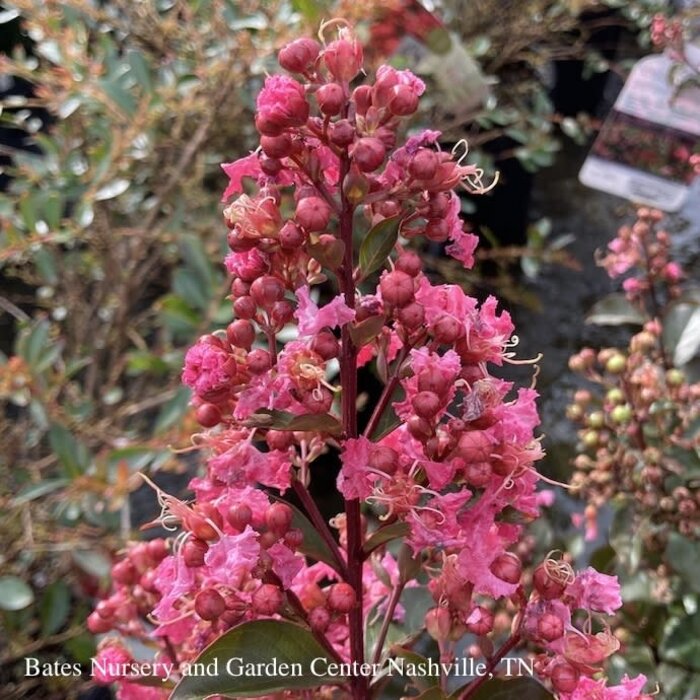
[457,431,492,463]
[330,119,356,147]
[351,137,386,172]
[227,319,256,349]
[389,84,419,116]
[296,196,332,232]
[605,353,627,374]
[279,221,306,250]
[465,605,494,635]
[412,390,442,419]
[88,611,113,634]
[537,613,564,641]
[250,276,286,307]
[248,349,272,374]
[233,295,257,320]
[260,134,295,159]
[352,85,372,115]
[380,271,414,308]
[407,415,433,441]
[397,302,425,329]
[112,559,137,585]
[252,584,284,615]
[183,538,208,567]
[425,607,452,641]
[311,330,339,360]
[260,156,283,176]
[316,82,345,116]
[195,589,226,621]
[464,461,491,487]
[309,605,330,632]
[323,37,363,82]
[417,366,450,396]
[550,662,579,693]
[489,552,522,584]
[227,503,252,531]
[327,583,357,613]
[395,251,422,276]
[368,445,399,475]
[432,314,463,343]
[279,38,321,74]
[284,528,304,549]
[409,149,440,180]
[265,503,293,536]
[533,564,567,600]
[196,403,222,428]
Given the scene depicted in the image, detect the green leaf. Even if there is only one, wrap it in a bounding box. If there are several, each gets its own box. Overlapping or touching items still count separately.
[586,293,645,326]
[48,424,91,478]
[348,314,386,347]
[273,497,340,571]
[17,319,51,368]
[0,576,34,611]
[170,620,343,699]
[359,215,402,277]
[660,611,700,671]
[40,581,71,636]
[12,478,69,505]
[665,532,700,593]
[454,677,554,700]
[154,386,191,434]
[72,550,112,580]
[673,307,700,367]
[363,522,410,555]
[244,409,342,435]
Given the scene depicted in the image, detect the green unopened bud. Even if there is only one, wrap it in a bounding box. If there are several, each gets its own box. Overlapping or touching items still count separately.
[606,388,624,405]
[605,353,627,374]
[610,404,633,424]
[582,430,599,448]
[666,368,685,387]
[587,411,605,429]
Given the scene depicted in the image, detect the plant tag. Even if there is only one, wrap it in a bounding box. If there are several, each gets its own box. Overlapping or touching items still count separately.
[579,47,700,211]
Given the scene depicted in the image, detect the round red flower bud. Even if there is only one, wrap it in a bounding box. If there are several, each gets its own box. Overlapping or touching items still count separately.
[260,133,294,159]
[227,503,253,531]
[352,84,372,115]
[271,300,295,327]
[533,564,567,600]
[250,276,286,307]
[88,611,112,634]
[279,38,321,73]
[311,330,339,360]
[412,390,442,419]
[464,461,492,487]
[432,314,463,343]
[389,84,419,116]
[395,251,422,276]
[330,119,356,147]
[316,82,345,116]
[96,599,116,620]
[284,528,304,549]
[296,196,331,232]
[550,662,580,694]
[489,552,522,584]
[266,429,295,451]
[227,319,255,349]
[111,559,137,585]
[247,349,272,375]
[537,613,564,641]
[408,149,439,181]
[416,366,450,396]
[323,38,363,82]
[426,218,450,242]
[227,229,256,252]
[252,584,284,615]
[231,278,251,298]
[195,589,226,621]
[196,403,222,428]
[407,415,433,441]
[380,270,414,308]
[233,295,257,320]
[279,221,306,250]
[327,582,357,613]
[309,605,331,633]
[260,155,283,176]
[397,302,425,330]
[182,538,208,567]
[265,503,293,536]
[457,431,492,463]
[301,387,333,413]
[425,607,452,641]
[351,137,386,172]
[465,605,494,635]
[369,445,399,475]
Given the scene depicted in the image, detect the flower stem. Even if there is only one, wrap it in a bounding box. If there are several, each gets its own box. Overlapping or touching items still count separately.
[371,581,405,666]
[459,632,522,699]
[338,147,367,699]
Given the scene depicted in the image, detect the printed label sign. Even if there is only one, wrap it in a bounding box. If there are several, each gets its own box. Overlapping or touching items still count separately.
[579,48,700,211]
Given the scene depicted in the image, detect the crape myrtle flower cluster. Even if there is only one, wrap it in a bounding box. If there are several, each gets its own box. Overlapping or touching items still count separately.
[569,209,700,544]
[90,21,648,700]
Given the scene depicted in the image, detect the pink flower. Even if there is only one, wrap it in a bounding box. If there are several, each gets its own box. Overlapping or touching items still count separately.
[255,75,309,135]
[267,542,304,588]
[204,528,260,586]
[414,276,477,326]
[566,567,622,614]
[93,642,134,683]
[181,339,234,400]
[563,674,649,700]
[337,436,374,499]
[294,285,355,337]
[116,682,169,700]
[221,154,263,201]
[224,247,269,280]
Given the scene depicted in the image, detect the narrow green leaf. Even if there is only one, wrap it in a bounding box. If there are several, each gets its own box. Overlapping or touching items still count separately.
[348,314,386,347]
[244,409,342,435]
[674,307,700,367]
[359,215,402,277]
[40,581,71,636]
[363,522,410,555]
[48,424,91,478]
[586,293,645,326]
[170,620,343,699]
[0,576,34,611]
[273,497,339,571]
[154,386,191,434]
[12,478,69,505]
[665,533,700,593]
